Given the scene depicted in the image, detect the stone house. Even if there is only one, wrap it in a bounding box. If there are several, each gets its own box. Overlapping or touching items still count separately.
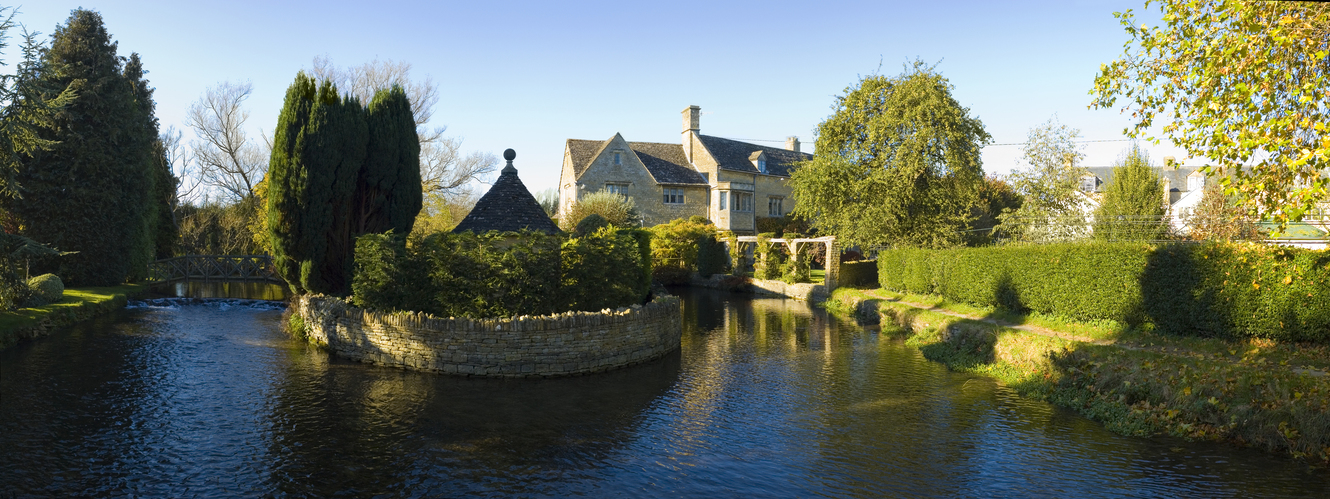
[1077,164,1205,234]
[558,106,812,232]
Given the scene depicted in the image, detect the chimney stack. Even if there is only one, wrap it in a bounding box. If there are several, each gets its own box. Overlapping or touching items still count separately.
[682,105,700,134]
[785,136,800,152]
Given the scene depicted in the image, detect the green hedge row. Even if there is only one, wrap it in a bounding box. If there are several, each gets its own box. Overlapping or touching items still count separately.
[353,227,650,318]
[877,242,1330,342]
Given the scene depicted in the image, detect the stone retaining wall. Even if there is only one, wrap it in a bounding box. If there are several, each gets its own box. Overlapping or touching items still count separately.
[292,294,682,378]
[688,273,829,301]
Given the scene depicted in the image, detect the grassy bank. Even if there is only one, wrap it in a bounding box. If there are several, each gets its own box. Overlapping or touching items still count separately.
[823,287,1330,462]
[0,284,147,350]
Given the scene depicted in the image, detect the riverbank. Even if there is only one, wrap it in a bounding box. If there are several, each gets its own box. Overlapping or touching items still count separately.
[0,284,148,350]
[822,287,1330,463]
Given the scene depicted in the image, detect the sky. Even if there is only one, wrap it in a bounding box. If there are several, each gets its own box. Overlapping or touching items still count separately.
[9,0,1192,195]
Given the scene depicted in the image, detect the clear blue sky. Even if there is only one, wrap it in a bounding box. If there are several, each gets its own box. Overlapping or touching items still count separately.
[11,0,1186,193]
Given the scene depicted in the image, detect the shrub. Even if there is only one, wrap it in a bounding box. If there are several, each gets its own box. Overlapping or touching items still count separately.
[352,228,647,318]
[575,214,610,236]
[781,241,811,284]
[877,242,1330,342]
[648,217,715,283]
[696,233,727,277]
[560,190,639,231]
[25,274,64,307]
[753,233,786,280]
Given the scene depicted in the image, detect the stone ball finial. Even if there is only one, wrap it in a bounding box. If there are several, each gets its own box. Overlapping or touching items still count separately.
[503,149,516,161]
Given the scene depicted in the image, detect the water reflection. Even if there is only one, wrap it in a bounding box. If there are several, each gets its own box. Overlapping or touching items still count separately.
[2,289,1328,497]
[153,281,290,300]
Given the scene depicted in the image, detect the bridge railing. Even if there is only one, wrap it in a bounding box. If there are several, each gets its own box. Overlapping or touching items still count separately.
[145,255,285,285]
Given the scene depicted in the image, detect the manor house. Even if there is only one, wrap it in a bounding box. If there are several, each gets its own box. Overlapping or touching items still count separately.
[558,106,811,232]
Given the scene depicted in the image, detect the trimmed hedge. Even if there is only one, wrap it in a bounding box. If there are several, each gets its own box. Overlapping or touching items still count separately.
[877,242,1330,342]
[26,274,65,307]
[353,228,649,318]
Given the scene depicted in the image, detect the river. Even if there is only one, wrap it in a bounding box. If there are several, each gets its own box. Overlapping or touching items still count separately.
[1,287,1327,497]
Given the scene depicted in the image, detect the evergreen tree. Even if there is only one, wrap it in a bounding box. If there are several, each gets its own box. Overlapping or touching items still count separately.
[5,9,156,285]
[1093,144,1167,241]
[357,85,421,236]
[266,74,368,295]
[122,52,164,275]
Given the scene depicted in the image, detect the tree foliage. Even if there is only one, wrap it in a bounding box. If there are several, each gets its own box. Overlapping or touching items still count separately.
[997,119,1092,243]
[266,73,422,296]
[1092,0,1330,231]
[559,190,640,231]
[0,7,76,201]
[1093,144,1168,241]
[965,176,1023,246]
[5,9,161,285]
[1184,180,1264,241]
[789,62,989,249]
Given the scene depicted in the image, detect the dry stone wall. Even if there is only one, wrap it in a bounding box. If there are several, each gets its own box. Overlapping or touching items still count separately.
[293,294,682,378]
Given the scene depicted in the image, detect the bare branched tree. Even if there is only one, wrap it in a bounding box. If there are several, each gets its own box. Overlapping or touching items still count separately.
[310,57,497,196]
[185,81,267,201]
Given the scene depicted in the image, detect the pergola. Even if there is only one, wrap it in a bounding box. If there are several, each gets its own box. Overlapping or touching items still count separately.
[730,235,840,288]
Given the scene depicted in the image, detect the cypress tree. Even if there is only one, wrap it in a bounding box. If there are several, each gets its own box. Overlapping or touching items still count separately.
[357,85,421,236]
[123,52,164,275]
[266,74,367,295]
[6,10,155,285]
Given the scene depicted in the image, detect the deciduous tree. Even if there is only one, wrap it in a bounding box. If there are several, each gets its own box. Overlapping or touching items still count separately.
[997,119,1092,242]
[185,81,268,202]
[1092,0,1330,232]
[790,62,989,248]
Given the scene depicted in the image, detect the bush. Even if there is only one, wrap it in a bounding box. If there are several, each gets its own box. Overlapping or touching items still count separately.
[560,190,639,231]
[696,233,728,277]
[781,242,811,284]
[877,242,1330,342]
[753,233,786,280]
[575,214,610,236]
[352,228,647,318]
[648,217,715,283]
[25,274,64,307]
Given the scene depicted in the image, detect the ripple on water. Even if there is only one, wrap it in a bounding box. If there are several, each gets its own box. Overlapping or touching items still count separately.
[2,288,1329,497]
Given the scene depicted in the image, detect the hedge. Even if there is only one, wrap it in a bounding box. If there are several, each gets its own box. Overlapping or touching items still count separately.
[353,227,649,318]
[877,242,1330,342]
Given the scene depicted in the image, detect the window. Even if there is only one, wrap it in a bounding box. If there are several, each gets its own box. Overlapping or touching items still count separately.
[1080,176,1097,193]
[731,192,753,212]
[613,152,622,165]
[718,190,727,210]
[663,187,685,204]
[757,159,767,174]
[1188,174,1203,192]
[605,183,627,195]
[768,197,783,216]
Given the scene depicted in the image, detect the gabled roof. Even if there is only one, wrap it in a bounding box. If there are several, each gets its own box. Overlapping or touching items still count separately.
[629,141,706,185]
[1084,166,1199,192]
[566,137,707,185]
[696,135,810,177]
[453,158,561,235]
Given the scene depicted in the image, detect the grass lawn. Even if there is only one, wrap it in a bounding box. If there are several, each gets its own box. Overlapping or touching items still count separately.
[0,284,147,348]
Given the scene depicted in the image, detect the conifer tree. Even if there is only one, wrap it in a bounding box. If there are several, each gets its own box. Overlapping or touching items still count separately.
[357,85,421,236]
[1093,144,1167,241]
[5,9,157,285]
[266,74,368,295]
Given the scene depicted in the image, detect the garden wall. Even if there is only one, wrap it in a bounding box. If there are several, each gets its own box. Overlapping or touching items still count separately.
[293,293,682,377]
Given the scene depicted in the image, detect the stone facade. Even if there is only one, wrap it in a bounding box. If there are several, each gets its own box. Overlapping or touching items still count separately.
[559,106,811,232]
[293,294,683,378]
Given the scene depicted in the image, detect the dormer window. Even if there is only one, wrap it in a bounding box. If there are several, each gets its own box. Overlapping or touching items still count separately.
[1080,176,1097,193]
[1188,173,1203,192]
[749,151,768,174]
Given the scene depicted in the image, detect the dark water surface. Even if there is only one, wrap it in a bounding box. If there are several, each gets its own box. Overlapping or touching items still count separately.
[2,288,1327,498]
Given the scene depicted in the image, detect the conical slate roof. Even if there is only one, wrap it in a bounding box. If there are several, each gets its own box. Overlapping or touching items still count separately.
[452,149,561,235]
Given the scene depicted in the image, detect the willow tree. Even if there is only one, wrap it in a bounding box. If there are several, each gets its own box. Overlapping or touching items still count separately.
[790,62,989,248]
[1092,0,1330,232]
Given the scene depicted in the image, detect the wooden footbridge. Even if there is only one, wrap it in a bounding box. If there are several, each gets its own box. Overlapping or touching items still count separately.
[145,255,285,285]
